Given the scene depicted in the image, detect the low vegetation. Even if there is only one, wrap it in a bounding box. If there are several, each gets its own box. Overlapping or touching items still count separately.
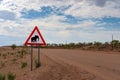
[7,72,16,80]
[0,72,16,80]
[21,62,27,68]
[11,44,16,50]
[0,73,5,80]
[0,46,29,79]
[17,49,28,58]
[35,59,41,68]
[0,61,5,69]
[0,53,1,57]
[2,54,7,59]
[45,40,120,51]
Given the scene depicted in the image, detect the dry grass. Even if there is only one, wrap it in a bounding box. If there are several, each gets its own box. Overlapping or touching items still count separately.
[0,46,30,79]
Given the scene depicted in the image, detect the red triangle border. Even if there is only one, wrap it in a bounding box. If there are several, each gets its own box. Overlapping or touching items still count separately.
[24,26,46,46]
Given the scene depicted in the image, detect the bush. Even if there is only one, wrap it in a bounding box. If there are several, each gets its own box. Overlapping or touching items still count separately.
[7,52,10,55]
[12,58,17,62]
[7,72,16,80]
[35,60,41,68]
[2,54,7,59]
[19,49,27,58]
[0,61,5,69]
[21,62,27,68]
[0,73,5,80]
[11,44,16,50]
[21,49,27,55]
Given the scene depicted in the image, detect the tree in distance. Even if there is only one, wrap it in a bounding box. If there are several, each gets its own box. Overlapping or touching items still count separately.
[11,44,16,50]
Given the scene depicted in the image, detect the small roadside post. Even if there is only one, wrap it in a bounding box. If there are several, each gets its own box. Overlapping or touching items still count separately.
[24,26,46,71]
[31,46,33,71]
[38,46,40,67]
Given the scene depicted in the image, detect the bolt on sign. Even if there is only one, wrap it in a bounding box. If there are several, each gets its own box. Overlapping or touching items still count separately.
[24,26,46,71]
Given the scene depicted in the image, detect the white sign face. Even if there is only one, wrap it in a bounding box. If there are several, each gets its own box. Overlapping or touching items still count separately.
[24,26,46,45]
[28,30,43,44]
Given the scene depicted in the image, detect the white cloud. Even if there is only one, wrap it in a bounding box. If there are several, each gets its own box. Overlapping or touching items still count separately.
[0,0,120,45]
[0,0,73,18]
[0,14,106,37]
[0,0,120,19]
[0,14,119,44]
[0,10,16,20]
[0,14,68,37]
[64,0,120,18]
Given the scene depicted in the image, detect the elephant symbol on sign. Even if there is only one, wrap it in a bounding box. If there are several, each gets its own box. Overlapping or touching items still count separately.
[31,35,39,42]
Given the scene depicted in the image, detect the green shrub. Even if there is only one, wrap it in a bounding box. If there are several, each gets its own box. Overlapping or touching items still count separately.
[11,44,16,50]
[2,54,7,59]
[0,61,5,69]
[0,73,5,80]
[12,58,17,62]
[21,62,27,68]
[0,53,1,57]
[21,49,27,54]
[7,72,15,80]
[20,53,23,58]
[7,52,10,55]
[19,49,27,58]
[35,60,41,68]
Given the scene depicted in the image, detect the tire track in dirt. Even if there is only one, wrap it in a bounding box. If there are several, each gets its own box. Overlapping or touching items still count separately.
[40,55,96,80]
[42,49,120,80]
[17,52,95,80]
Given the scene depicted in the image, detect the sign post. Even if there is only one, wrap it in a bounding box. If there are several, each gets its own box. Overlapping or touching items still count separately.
[31,46,33,71]
[24,26,46,71]
[38,46,40,67]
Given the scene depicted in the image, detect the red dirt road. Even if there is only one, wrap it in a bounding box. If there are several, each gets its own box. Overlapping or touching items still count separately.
[41,49,120,80]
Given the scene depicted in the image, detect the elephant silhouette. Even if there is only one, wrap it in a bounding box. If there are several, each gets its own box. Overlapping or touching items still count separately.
[31,35,39,42]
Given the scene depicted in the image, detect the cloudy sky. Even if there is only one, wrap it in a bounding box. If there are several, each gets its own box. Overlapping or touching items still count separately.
[0,0,120,46]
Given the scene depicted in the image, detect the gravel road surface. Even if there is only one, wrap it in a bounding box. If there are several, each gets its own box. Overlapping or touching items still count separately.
[42,49,120,80]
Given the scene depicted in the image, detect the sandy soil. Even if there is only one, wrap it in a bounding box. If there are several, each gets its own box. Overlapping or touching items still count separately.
[42,49,120,80]
[17,48,96,80]
[0,47,95,80]
[0,47,120,80]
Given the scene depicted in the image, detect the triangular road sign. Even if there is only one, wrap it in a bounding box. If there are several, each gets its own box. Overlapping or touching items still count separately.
[24,26,46,46]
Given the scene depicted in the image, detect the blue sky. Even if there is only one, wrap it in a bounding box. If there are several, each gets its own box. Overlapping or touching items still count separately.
[0,0,120,46]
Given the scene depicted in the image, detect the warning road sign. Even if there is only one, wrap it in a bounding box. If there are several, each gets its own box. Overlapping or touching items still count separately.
[24,26,46,46]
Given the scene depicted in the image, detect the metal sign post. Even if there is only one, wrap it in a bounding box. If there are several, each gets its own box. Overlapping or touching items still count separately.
[38,46,40,67]
[24,26,46,71]
[30,46,40,71]
[31,46,33,71]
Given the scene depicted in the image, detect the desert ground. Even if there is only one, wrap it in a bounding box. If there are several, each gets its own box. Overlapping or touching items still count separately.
[0,47,120,80]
